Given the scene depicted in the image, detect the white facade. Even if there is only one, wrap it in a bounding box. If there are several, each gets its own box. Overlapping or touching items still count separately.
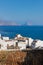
[18,41,27,50]
[35,40,43,48]
[29,38,34,47]
[2,37,9,40]
[31,39,43,49]
[0,39,7,50]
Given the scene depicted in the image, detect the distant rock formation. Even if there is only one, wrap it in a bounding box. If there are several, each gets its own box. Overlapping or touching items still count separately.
[0,20,32,26]
[0,20,19,26]
[23,21,32,26]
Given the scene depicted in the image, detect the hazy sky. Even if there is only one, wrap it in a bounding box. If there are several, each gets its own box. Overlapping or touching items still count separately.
[0,0,43,25]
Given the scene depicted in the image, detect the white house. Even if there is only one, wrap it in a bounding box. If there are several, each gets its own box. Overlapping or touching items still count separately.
[28,38,34,47]
[0,39,7,50]
[2,37,9,40]
[31,39,43,49]
[14,34,29,50]
[18,40,28,50]
[35,40,43,49]
[0,34,29,50]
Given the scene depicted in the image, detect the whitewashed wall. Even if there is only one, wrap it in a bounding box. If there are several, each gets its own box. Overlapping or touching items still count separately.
[29,38,34,47]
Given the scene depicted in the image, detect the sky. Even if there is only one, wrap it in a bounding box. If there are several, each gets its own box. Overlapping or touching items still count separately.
[0,0,43,25]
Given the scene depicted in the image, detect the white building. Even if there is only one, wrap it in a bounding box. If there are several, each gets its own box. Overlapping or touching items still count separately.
[2,37,9,40]
[35,40,43,49]
[0,39,7,50]
[28,38,34,47]
[31,39,43,49]
[0,34,29,50]
[0,34,43,50]
[14,34,29,50]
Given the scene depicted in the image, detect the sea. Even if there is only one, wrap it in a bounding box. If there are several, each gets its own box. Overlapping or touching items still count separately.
[0,26,43,40]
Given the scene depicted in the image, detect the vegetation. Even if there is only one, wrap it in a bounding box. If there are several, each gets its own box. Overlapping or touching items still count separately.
[0,50,43,65]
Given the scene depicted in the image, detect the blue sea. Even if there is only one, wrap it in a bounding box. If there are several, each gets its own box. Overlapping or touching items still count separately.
[0,26,43,40]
